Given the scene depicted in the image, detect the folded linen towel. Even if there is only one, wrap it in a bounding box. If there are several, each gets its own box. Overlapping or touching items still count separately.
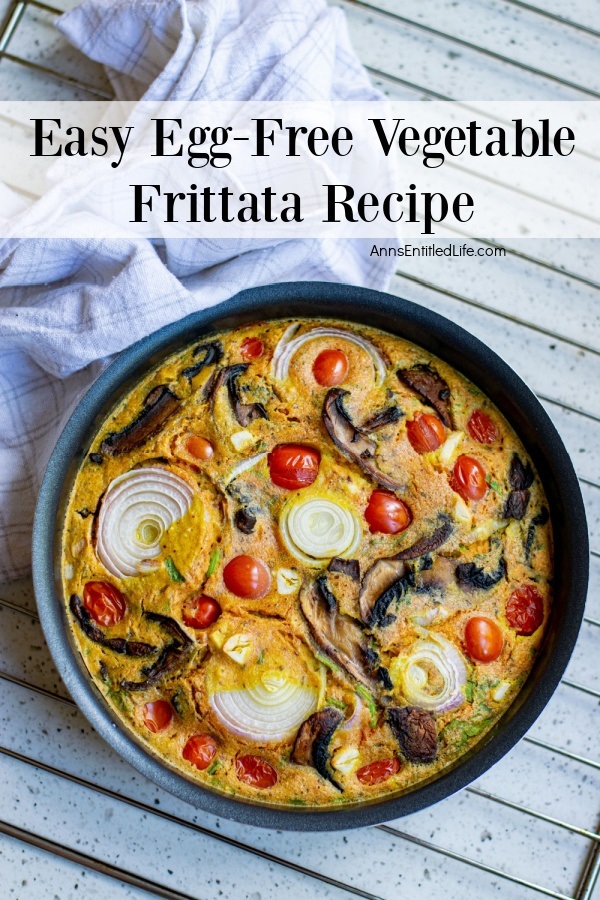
[0,0,394,581]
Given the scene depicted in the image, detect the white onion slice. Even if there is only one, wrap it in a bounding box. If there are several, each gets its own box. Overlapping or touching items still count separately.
[95,466,194,578]
[280,497,362,566]
[392,632,467,713]
[210,675,318,742]
[223,451,267,486]
[272,325,387,386]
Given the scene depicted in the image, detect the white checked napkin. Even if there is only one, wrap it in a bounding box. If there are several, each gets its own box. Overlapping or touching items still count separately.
[0,0,395,581]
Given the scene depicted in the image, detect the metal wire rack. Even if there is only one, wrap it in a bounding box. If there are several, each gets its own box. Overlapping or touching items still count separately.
[0,1,598,898]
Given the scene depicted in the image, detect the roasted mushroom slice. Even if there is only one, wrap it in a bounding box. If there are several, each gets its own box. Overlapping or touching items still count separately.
[397,364,454,428]
[120,612,193,691]
[211,364,268,427]
[322,389,406,491]
[101,385,180,456]
[181,341,223,380]
[358,559,408,626]
[360,405,403,433]
[415,555,457,591]
[70,594,157,656]
[234,508,257,534]
[387,706,438,763]
[503,489,530,521]
[300,577,380,691]
[394,516,453,560]
[503,453,535,521]
[328,557,360,580]
[456,555,506,591]
[525,506,550,562]
[292,707,344,790]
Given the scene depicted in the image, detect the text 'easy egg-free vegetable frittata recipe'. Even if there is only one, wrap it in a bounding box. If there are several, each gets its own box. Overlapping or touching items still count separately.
[62,317,552,806]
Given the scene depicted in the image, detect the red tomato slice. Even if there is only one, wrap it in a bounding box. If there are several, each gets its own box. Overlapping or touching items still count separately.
[182,734,218,770]
[449,455,487,502]
[235,755,278,788]
[467,409,499,444]
[186,435,214,460]
[82,581,126,626]
[267,444,320,490]
[312,349,349,387]
[240,337,264,361]
[406,413,445,454]
[506,585,544,635]
[464,617,504,662]
[364,490,412,534]
[142,700,173,733]
[183,595,221,629]
[356,758,401,785]
[223,555,271,599]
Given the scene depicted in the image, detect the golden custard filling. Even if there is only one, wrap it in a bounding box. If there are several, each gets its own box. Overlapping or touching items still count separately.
[62,317,552,806]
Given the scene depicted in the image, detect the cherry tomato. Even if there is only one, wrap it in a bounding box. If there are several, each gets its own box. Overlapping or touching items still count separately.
[223,555,271,599]
[468,409,499,444]
[312,349,349,387]
[506,585,544,636]
[449,455,487,502]
[182,734,218,770]
[240,337,264,361]
[235,755,278,788]
[267,444,320,490]
[364,489,412,534]
[183,595,221,629]
[82,581,126,626]
[356,757,401,785]
[406,413,446,454]
[142,700,173,733]
[464,617,504,662]
[186,435,214,460]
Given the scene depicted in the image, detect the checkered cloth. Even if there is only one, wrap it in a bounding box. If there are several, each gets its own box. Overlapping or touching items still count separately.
[0,0,394,581]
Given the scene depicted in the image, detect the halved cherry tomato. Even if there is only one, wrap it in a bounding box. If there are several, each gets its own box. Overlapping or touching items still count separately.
[406,413,446,454]
[356,757,401,785]
[186,435,214,460]
[267,444,320,490]
[240,337,264,361]
[183,595,221,629]
[506,585,544,635]
[449,455,487,502]
[142,700,173,733]
[235,755,278,788]
[364,490,412,534]
[468,410,499,444]
[313,349,349,387]
[82,581,126,626]
[464,617,504,662]
[182,734,218,770]
[223,555,271,599]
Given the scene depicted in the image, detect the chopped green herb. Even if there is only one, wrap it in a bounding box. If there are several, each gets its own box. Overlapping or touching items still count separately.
[326,696,347,711]
[289,798,307,806]
[316,652,342,675]
[207,760,221,775]
[164,556,185,582]
[464,678,476,703]
[257,651,265,664]
[355,684,378,728]
[441,717,492,749]
[206,547,222,578]
[485,475,504,495]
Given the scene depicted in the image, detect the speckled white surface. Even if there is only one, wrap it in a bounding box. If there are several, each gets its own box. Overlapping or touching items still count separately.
[0,0,599,898]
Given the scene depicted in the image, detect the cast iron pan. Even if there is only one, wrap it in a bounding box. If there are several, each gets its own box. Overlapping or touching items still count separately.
[32,281,589,831]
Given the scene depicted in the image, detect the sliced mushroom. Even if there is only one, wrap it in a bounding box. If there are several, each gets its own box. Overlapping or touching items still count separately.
[322,389,406,491]
[358,559,407,625]
[394,516,453,560]
[508,453,534,490]
[70,594,156,656]
[300,576,380,691]
[415,555,457,591]
[456,555,506,591]
[360,405,403,432]
[396,364,454,428]
[210,364,268,427]
[120,612,193,691]
[387,706,438,763]
[101,385,180,456]
[503,489,530,521]
[328,557,360,580]
[181,341,223,380]
[292,707,344,790]
[234,508,257,534]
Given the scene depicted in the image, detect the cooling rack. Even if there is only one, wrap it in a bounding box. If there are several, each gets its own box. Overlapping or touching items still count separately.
[0,0,598,897]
